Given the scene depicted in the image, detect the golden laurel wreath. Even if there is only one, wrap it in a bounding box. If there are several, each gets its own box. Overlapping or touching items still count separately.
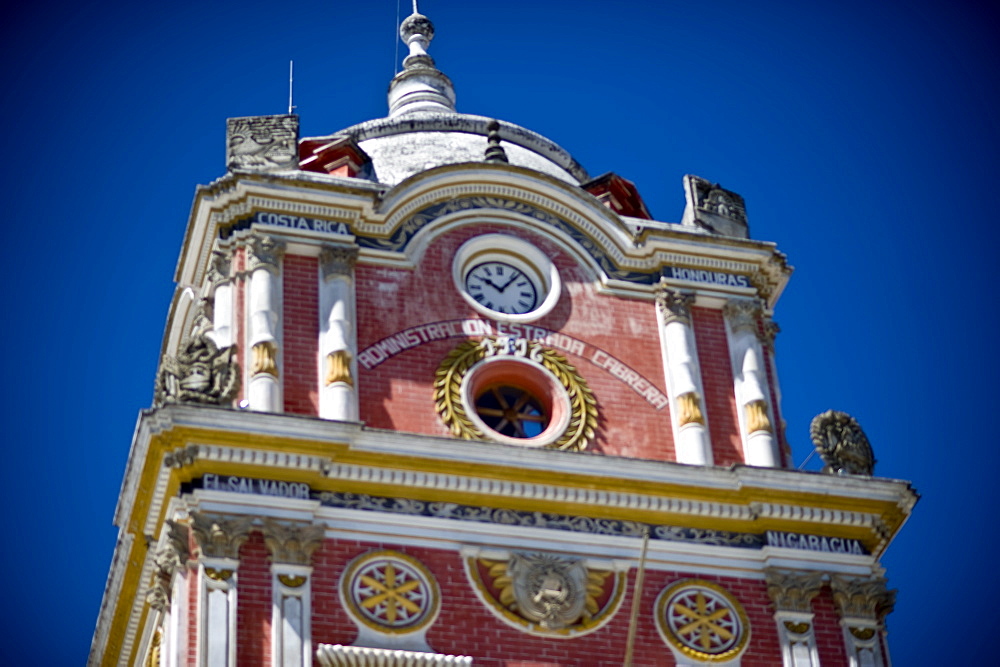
[433,337,597,451]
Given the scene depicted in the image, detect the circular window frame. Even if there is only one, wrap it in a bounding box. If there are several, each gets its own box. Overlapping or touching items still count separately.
[434,337,598,452]
[452,234,561,322]
[339,550,441,635]
[654,579,750,662]
[461,356,572,448]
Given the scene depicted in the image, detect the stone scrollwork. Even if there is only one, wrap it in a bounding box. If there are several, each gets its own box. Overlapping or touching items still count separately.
[656,288,695,326]
[146,521,190,611]
[830,576,896,622]
[155,300,240,407]
[189,512,252,560]
[765,569,824,613]
[246,234,285,272]
[810,410,876,476]
[320,245,359,280]
[723,298,764,336]
[261,519,325,566]
[206,247,232,289]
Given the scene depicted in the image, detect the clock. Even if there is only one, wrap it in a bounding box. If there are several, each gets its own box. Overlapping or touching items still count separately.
[453,234,561,322]
[464,261,539,315]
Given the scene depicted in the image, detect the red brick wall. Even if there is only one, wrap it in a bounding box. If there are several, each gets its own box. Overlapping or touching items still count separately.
[692,307,743,466]
[236,532,272,666]
[282,255,319,415]
[812,585,848,665]
[293,538,788,665]
[355,224,675,461]
[186,565,198,666]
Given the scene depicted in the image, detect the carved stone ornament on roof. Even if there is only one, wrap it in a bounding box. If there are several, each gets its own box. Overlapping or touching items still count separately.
[484,119,509,164]
[691,176,748,225]
[261,519,325,566]
[830,576,896,622]
[226,114,299,172]
[319,245,359,280]
[656,287,695,326]
[400,13,436,69]
[154,300,240,407]
[246,234,285,272]
[810,410,876,476]
[765,569,824,613]
[189,512,252,560]
[723,298,764,336]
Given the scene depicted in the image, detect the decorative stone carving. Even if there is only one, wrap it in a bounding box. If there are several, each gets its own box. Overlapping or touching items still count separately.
[765,570,824,613]
[400,13,436,69]
[320,245,358,280]
[325,349,353,386]
[251,340,279,377]
[154,301,240,407]
[810,410,876,476]
[656,288,694,325]
[681,175,750,238]
[261,519,324,566]
[830,576,895,622]
[206,247,232,289]
[676,392,705,426]
[723,298,763,336]
[226,114,299,172]
[508,553,589,630]
[745,399,773,434]
[341,550,440,634]
[471,554,621,636]
[189,512,252,560]
[246,234,285,272]
[146,522,190,611]
[484,119,508,163]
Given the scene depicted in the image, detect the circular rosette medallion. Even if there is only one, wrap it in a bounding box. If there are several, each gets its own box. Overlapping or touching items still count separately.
[655,580,750,662]
[340,551,440,634]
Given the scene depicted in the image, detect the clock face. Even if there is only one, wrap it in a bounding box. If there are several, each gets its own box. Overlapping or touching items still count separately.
[464,261,539,315]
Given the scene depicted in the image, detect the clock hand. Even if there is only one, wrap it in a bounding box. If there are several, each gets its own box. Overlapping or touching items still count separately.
[498,271,522,291]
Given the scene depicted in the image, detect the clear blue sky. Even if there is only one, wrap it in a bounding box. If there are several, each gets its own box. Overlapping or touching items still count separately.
[2,1,996,663]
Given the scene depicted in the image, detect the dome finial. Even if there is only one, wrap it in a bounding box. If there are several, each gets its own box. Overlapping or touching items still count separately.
[388,3,457,117]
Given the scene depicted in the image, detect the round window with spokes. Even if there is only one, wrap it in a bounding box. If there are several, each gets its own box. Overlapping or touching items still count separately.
[462,356,571,447]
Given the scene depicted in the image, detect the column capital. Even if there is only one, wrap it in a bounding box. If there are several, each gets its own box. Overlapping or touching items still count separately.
[761,317,780,348]
[723,298,764,335]
[207,246,233,287]
[765,569,824,614]
[261,519,325,566]
[320,244,359,280]
[655,287,695,325]
[145,521,191,611]
[189,512,252,560]
[247,234,285,272]
[831,576,896,623]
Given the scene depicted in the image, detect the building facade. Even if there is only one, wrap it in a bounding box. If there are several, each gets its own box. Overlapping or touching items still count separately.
[91,10,915,667]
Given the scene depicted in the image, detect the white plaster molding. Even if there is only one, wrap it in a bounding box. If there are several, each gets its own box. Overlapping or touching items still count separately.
[315,644,472,667]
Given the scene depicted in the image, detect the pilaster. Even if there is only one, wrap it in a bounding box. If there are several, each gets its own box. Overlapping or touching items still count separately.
[724,298,778,467]
[655,288,712,465]
[766,569,824,667]
[831,576,896,667]
[319,245,359,421]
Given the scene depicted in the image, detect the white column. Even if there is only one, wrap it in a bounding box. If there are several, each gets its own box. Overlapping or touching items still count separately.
[655,288,712,465]
[189,513,251,667]
[831,577,895,667]
[208,247,234,349]
[145,521,191,667]
[319,246,359,421]
[262,520,324,667]
[724,299,778,467]
[766,570,824,667]
[246,235,285,412]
